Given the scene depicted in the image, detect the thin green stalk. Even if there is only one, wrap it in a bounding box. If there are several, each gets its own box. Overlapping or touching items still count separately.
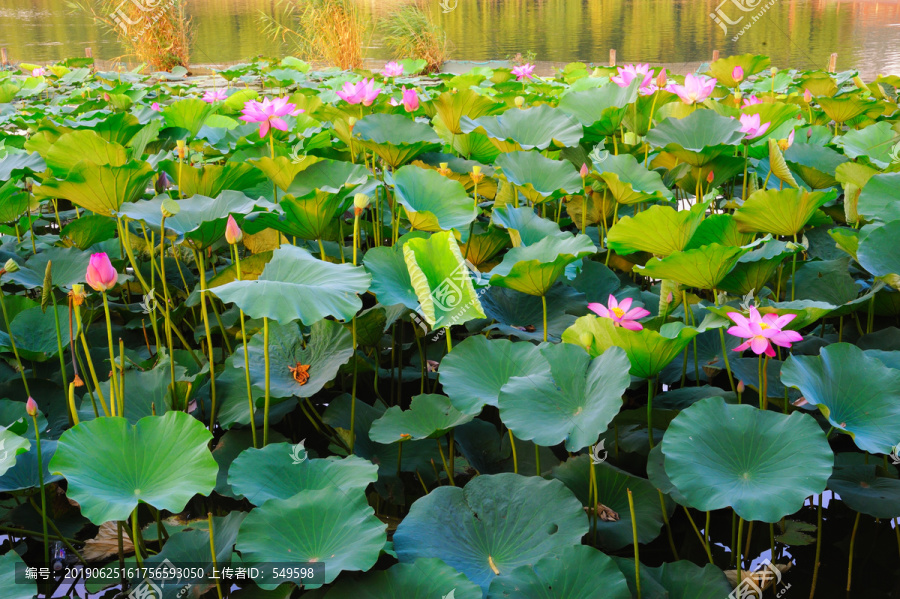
[436,437,455,486]
[31,409,49,567]
[25,498,87,566]
[208,512,223,599]
[131,509,144,567]
[713,290,736,394]
[628,488,641,599]
[194,250,217,433]
[508,429,518,474]
[74,305,109,417]
[647,377,656,447]
[350,316,358,453]
[736,517,745,586]
[49,289,70,421]
[0,288,31,395]
[541,295,548,343]
[232,245,257,449]
[101,292,118,416]
[847,511,861,592]
[791,233,798,301]
[683,507,714,563]
[263,317,271,445]
[658,490,679,560]
[534,444,541,476]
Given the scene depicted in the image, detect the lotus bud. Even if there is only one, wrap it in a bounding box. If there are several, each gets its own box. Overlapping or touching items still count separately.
[176,139,187,160]
[706,170,715,184]
[770,67,777,76]
[580,163,589,178]
[803,88,812,103]
[161,198,180,218]
[514,96,525,108]
[348,116,358,131]
[471,165,484,184]
[656,69,667,88]
[85,252,118,292]
[732,66,744,84]
[225,215,243,245]
[2,258,19,274]
[70,284,86,306]
[883,273,900,291]
[26,397,38,417]
[437,162,452,177]
[853,76,867,92]
[737,380,745,393]
[353,193,370,216]
[155,171,171,194]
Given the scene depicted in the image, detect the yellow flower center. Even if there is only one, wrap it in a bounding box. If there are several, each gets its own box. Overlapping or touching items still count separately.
[759,323,770,330]
[611,307,626,319]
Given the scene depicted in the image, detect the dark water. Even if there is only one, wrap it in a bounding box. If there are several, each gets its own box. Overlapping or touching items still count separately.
[0,0,899,76]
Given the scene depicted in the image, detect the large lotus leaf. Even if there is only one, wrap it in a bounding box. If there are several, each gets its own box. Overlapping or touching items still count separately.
[495,151,583,202]
[709,54,771,87]
[0,305,70,362]
[486,544,630,599]
[858,220,900,277]
[119,191,265,249]
[498,344,630,451]
[491,206,566,246]
[857,173,900,223]
[645,110,744,167]
[161,160,266,197]
[461,104,584,151]
[734,188,835,236]
[433,89,506,135]
[250,191,345,241]
[740,102,801,142]
[784,142,847,190]
[791,256,860,305]
[246,155,321,192]
[596,153,673,205]
[48,411,218,524]
[781,343,900,454]
[481,283,584,343]
[60,214,118,249]
[488,234,595,296]
[34,159,154,215]
[827,454,900,519]
[607,202,707,257]
[661,396,832,522]
[0,150,46,180]
[0,551,35,599]
[718,240,797,296]
[363,244,420,310]
[684,214,753,249]
[322,558,482,599]
[562,316,699,379]
[0,426,29,477]
[44,130,128,176]
[394,473,588,592]
[236,488,386,589]
[613,558,733,599]
[285,159,369,196]
[557,82,639,139]
[228,444,376,505]
[0,183,30,224]
[0,438,61,493]
[457,225,509,268]
[392,165,477,231]
[635,244,748,290]
[354,113,441,167]
[370,394,473,443]
[212,244,370,325]
[550,456,672,551]
[440,335,547,415]
[163,98,214,137]
[239,319,353,401]
[403,231,485,328]
[832,120,897,168]
[816,95,877,125]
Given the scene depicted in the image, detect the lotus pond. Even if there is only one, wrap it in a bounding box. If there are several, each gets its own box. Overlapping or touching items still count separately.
[0,55,899,599]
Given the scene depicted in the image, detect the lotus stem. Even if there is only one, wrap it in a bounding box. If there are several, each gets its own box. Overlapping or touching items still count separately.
[231,245,257,449]
[445,326,452,353]
[736,516,745,586]
[159,222,178,405]
[809,495,822,598]
[628,488,641,599]
[25,498,87,566]
[647,377,656,447]
[534,444,541,476]
[49,283,70,420]
[761,356,769,410]
[118,337,125,415]
[208,512,223,599]
[436,437,454,486]
[350,316,358,453]
[658,490,679,560]
[101,291,119,416]
[683,506,714,563]
[317,238,328,262]
[30,408,49,567]
[508,429,518,474]
[589,454,598,544]
[74,305,109,417]
[541,295,548,343]
[0,287,31,395]
[263,317,271,446]
[713,290,736,394]
[115,218,151,293]
[131,508,144,567]
[193,250,218,433]
[791,233,798,301]
[847,511,861,592]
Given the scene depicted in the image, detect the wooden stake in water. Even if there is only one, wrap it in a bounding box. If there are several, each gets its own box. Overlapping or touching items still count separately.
[609,49,617,67]
[0,48,8,67]
[829,53,838,73]
[712,49,720,62]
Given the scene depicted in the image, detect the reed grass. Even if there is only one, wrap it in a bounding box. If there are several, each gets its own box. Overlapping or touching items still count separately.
[382,0,451,73]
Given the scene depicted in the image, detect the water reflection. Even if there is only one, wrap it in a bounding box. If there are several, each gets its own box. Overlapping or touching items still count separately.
[0,0,897,75]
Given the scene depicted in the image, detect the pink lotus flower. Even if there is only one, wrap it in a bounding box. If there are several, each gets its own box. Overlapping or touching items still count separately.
[588,295,650,331]
[381,61,404,78]
[611,63,653,93]
[225,215,242,244]
[511,63,535,81]
[580,163,589,178]
[85,253,118,292]
[732,66,744,83]
[726,306,803,358]
[32,67,46,77]
[26,397,38,417]
[240,97,303,138]
[669,74,717,104]
[803,89,813,103]
[736,113,771,139]
[336,79,381,106]
[203,89,228,103]
[741,95,763,108]
[389,86,419,112]
[151,102,162,111]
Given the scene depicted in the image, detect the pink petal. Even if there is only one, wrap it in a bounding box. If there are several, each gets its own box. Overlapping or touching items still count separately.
[270,117,288,132]
[258,120,270,138]
[588,303,609,318]
[618,297,634,312]
[750,336,771,355]
[624,307,650,320]
[620,320,643,331]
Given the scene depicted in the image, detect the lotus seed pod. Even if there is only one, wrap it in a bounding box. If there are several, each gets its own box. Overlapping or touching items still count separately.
[514,96,525,108]
[3,258,19,273]
[354,193,370,210]
[161,197,180,218]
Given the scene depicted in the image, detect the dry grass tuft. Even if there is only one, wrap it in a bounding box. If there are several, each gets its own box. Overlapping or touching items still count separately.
[382,0,451,74]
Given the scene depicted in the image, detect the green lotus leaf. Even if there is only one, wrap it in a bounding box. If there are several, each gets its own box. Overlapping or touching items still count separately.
[432,88,505,135]
[79,357,188,423]
[0,182,30,224]
[228,443,377,505]
[60,214,118,249]
[495,151,583,203]
[322,558,482,599]
[163,98,214,137]
[403,231,486,328]
[646,444,692,507]
[285,158,370,196]
[818,95,879,125]
[211,244,371,325]
[461,104,584,151]
[550,455,673,550]
[0,149,45,180]
[249,191,345,241]
[858,173,900,223]
[486,544,631,599]
[34,159,154,215]
[734,188,835,236]
[709,54,771,87]
[0,437,61,493]
[394,473,588,592]
[491,206,566,246]
[354,113,441,167]
[0,305,70,362]
[858,220,900,277]
[741,102,801,141]
[48,411,218,524]
[439,335,547,415]
[392,165,477,231]
[717,240,797,297]
[236,488,386,589]
[239,319,353,400]
[498,343,630,451]
[456,225,509,268]
[791,256,860,305]
[613,558,733,599]
[635,244,748,290]
[488,234,595,296]
[44,130,128,176]
[245,155,320,192]
[557,81,639,140]
[0,551,35,599]
[161,160,266,197]
[827,454,900,519]
[562,316,700,379]
[0,426,29,478]
[781,343,900,453]
[684,213,753,249]
[645,110,745,167]
[370,394,473,443]
[784,142,847,190]
[480,283,583,343]
[363,243,421,310]
[661,396,832,522]
[607,202,707,257]
[595,153,674,205]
